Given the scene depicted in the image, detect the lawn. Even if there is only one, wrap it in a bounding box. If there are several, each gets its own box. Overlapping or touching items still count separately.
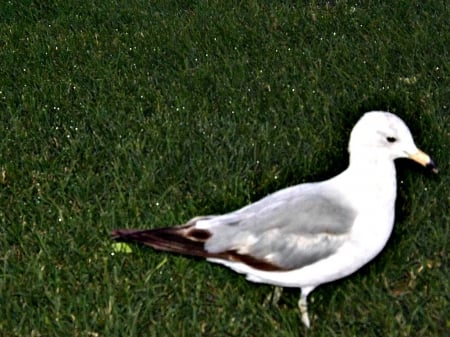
[0,1,448,336]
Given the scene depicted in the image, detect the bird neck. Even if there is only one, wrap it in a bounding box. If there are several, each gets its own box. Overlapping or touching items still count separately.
[347,149,396,174]
[344,151,398,197]
[330,157,397,218]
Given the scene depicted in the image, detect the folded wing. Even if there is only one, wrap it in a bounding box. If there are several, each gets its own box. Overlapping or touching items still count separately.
[112,183,357,271]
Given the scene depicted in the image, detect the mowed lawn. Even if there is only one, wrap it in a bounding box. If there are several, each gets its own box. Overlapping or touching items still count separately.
[0,1,448,336]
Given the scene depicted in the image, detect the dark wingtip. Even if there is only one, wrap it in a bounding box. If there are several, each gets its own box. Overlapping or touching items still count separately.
[111,229,139,239]
[111,229,121,239]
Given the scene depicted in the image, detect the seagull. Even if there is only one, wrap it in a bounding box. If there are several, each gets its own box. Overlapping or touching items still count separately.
[112,111,437,328]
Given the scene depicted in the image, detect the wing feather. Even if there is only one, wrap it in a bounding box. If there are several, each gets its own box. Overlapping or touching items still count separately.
[113,183,357,271]
[203,184,356,269]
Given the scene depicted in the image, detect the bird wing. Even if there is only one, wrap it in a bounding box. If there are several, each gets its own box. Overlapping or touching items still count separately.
[201,183,357,270]
[112,183,357,272]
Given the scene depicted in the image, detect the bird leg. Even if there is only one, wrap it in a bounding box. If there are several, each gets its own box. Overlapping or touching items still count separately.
[264,286,283,306]
[271,286,283,305]
[298,292,310,328]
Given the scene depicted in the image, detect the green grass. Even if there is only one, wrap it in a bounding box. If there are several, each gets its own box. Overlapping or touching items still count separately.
[0,0,448,336]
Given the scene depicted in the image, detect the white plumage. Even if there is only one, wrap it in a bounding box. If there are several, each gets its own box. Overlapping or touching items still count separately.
[113,111,437,328]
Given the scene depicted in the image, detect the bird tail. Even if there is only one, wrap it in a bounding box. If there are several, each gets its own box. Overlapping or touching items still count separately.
[111,224,213,259]
[112,221,284,271]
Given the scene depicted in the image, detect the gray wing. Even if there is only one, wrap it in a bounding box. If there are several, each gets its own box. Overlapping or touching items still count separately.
[203,183,357,270]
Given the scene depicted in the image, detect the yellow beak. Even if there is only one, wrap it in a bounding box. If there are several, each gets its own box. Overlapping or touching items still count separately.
[409,149,438,173]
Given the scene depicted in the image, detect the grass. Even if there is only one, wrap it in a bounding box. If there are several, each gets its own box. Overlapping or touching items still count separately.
[0,0,448,336]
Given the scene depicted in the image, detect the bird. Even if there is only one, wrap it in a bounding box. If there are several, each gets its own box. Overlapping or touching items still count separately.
[112,111,437,328]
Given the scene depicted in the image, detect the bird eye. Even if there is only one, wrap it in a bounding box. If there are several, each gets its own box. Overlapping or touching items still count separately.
[386,137,397,143]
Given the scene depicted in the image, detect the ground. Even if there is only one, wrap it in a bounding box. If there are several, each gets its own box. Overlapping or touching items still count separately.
[0,1,448,336]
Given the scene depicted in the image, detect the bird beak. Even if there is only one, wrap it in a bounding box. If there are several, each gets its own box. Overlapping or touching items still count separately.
[409,149,438,173]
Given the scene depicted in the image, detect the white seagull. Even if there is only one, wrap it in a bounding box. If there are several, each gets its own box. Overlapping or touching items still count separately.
[112,111,437,328]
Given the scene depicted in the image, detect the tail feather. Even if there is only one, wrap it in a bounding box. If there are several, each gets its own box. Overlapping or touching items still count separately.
[111,225,212,258]
[111,225,284,272]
